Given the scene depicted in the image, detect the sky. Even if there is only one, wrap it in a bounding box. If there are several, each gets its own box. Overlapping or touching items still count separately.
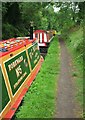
[53,5,60,12]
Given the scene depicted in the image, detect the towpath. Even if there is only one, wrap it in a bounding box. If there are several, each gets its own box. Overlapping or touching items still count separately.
[55,37,78,118]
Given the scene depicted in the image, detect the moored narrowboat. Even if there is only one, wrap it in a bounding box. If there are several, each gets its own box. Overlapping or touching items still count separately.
[0,37,43,119]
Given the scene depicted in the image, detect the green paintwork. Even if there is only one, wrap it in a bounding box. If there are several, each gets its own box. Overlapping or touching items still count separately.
[0,66,10,113]
[28,43,40,70]
[5,51,30,95]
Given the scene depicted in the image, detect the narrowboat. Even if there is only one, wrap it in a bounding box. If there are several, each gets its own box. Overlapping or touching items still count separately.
[0,37,43,119]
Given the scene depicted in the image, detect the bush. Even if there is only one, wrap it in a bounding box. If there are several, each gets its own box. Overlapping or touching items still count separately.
[2,23,26,40]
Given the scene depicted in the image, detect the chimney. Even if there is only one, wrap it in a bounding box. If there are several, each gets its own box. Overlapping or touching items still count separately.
[30,21,33,40]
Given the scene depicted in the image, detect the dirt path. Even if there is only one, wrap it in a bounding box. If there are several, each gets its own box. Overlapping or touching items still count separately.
[55,38,77,118]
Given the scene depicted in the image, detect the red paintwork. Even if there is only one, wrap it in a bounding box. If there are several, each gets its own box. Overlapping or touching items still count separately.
[4,57,44,119]
[33,30,48,44]
[42,33,44,43]
[0,38,36,57]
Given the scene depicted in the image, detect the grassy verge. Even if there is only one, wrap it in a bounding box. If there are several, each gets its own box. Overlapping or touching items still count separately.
[66,26,83,117]
[15,36,60,118]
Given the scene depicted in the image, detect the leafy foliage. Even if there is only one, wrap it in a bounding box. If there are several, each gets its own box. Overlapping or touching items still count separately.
[2,2,84,39]
[66,27,83,117]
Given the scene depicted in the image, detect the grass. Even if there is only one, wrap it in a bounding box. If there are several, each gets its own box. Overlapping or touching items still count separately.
[66,26,83,117]
[15,36,60,118]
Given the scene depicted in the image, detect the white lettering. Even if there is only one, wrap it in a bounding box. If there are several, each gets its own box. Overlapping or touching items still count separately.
[15,65,22,78]
[8,56,23,71]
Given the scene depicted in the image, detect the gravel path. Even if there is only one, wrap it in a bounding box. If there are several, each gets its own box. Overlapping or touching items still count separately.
[55,38,76,118]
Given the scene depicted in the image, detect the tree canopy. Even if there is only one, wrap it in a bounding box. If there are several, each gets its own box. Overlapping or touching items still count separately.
[2,2,84,39]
